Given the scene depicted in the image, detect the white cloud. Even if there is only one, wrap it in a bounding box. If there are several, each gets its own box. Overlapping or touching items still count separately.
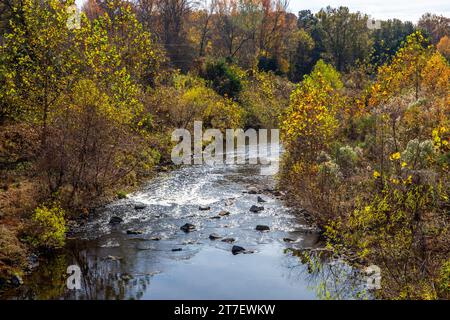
[288,0,450,22]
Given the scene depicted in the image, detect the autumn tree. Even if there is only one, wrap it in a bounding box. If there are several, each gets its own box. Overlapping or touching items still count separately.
[437,35,450,61]
[0,0,80,142]
[418,13,450,44]
[370,19,416,67]
[315,6,372,72]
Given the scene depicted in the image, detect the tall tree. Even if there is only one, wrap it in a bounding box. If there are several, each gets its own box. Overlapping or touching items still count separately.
[370,19,416,67]
[418,13,450,44]
[315,6,372,72]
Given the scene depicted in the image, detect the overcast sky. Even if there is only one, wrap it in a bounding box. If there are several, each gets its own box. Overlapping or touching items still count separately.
[75,0,450,23]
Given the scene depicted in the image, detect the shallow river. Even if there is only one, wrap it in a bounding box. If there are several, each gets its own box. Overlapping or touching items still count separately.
[2,149,368,300]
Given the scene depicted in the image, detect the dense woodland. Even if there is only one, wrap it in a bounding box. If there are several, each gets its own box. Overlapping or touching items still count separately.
[0,0,449,299]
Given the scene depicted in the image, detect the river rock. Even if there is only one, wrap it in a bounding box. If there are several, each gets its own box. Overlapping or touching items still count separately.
[172,248,182,252]
[256,225,270,231]
[109,216,123,224]
[221,238,236,243]
[257,196,266,203]
[250,205,264,213]
[150,236,161,241]
[199,206,211,211]
[283,238,295,243]
[209,233,222,240]
[247,187,260,194]
[127,229,143,235]
[231,245,246,255]
[224,198,235,206]
[180,223,196,233]
[134,203,147,210]
[218,210,230,216]
[210,216,221,220]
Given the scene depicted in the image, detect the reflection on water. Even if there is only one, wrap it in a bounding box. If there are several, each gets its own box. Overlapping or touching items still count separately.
[284,248,369,300]
[1,146,368,300]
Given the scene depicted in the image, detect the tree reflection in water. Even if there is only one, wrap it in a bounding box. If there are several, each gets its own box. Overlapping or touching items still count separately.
[284,248,370,300]
[3,240,153,300]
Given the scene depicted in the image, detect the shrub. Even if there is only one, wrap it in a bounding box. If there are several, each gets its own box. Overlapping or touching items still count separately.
[318,160,343,184]
[401,139,435,169]
[202,60,243,99]
[438,260,450,298]
[335,145,359,176]
[116,191,128,199]
[31,203,67,249]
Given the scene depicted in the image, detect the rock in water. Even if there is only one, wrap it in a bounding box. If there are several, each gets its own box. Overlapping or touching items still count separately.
[221,238,235,243]
[232,245,246,255]
[199,206,211,211]
[247,187,259,194]
[126,229,143,235]
[257,196,266,203]
[218,210,230,216]
[134,203,147,210]
[109,216,123,224]
[172,248,182,252]
[250,205,264,213]
[180,223,196,233]
[256,225,270,231]
[283,238,295,243]
[209,233,222,240]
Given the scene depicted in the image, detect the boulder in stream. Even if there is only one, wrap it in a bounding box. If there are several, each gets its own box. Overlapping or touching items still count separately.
[232,245,246,255]
[134,203,147,210]
[109,216,123,224]
[250,205,264,213]
[127,229,143,235]
[199,206,211,211]
[180,223,196,233]
[257,196,266,203]
[218,210,230,216]
[256,225,270,232]
[246,187,260,194]
[221,238,236,243]
[209,233,222,240]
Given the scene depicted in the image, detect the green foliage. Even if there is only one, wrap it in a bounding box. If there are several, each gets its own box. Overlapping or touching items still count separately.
[202,60,243,99]
[31,203,67,249]
[239,69,293,128]
[315,7,372,71]
[371,19,416,67]
[438,260,450,297]
[281,60,343,163]
[116,191,128,199]
[334,145,359,176]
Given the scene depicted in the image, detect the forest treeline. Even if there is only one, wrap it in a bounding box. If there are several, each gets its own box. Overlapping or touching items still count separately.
[0,0,449,299]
